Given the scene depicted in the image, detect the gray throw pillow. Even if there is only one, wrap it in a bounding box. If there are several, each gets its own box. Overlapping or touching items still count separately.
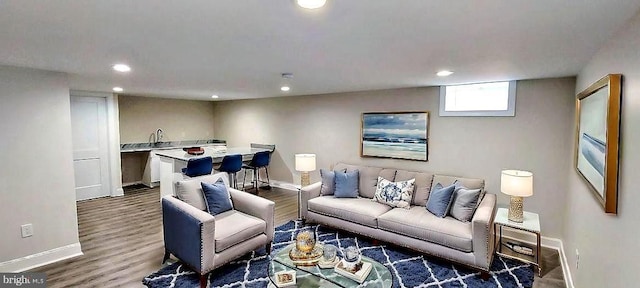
[449,187,482,222]
[334,170,359,198]
[425,182,457,217]
[320,169,338,195]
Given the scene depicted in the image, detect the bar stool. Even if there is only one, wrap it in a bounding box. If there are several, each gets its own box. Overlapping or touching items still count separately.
[181,156,213,177]
[242,151,271,193]
[217,154,243,189]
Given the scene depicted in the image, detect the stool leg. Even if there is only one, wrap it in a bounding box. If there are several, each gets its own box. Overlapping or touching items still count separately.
[253,167,258,192]
[265,167,271,188]
[233,173,238,189]
[242,169,247,191]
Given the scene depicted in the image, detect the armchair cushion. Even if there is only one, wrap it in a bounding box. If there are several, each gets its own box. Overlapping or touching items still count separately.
[228,188,276,243]
[175,172,231,211]
[201,179,233,215]
[214,210,266,253]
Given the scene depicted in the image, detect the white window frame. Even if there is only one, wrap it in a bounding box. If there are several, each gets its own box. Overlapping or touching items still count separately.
[439,80,517,117]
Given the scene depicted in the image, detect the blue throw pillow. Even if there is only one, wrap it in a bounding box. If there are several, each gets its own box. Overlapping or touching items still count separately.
[320,169,337,196]
[201,179,233,215]
[334,170,359,198]
[426,182,457,217]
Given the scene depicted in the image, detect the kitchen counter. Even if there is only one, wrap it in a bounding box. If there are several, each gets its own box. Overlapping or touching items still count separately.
[154,146,267,162]
[120,139,226,152]
[155,146,270,198]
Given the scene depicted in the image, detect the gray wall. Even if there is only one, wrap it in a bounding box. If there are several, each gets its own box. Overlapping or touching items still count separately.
[0,66,80,262]
[118,95,216,143]
[564,10,640,288]
[213,77,576,238]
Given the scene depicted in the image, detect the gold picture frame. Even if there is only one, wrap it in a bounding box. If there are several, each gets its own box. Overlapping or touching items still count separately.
[575,74,622,214]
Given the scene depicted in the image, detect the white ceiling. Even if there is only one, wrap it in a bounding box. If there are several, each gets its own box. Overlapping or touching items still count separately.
[1,1,639,100]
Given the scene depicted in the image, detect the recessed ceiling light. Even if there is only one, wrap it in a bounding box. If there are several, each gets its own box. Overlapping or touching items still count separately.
[281,86,291,92]
[211,95,219,99]
[297,0,327,9]
[112,64,131,72]
[112,87,124,92]
[437,70,454,77]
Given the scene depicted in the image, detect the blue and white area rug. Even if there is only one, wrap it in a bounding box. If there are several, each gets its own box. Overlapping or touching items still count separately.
[143,221,533,287]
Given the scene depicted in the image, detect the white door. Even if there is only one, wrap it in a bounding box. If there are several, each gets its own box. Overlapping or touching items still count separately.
[71,96,111,200]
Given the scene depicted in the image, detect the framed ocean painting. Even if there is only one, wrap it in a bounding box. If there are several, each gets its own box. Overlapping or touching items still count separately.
[575,74,622,214]
[361,112,429,161]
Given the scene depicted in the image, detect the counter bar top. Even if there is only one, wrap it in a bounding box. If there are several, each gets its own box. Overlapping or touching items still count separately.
[120,139,226,152]
[154,147,269,162]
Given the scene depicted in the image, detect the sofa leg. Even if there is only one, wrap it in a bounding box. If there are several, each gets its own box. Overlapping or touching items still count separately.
[162,249,170,264]
[371,239,380,246]
[199,274,208,288]
[266,243,272,254]
[480,271,490,280]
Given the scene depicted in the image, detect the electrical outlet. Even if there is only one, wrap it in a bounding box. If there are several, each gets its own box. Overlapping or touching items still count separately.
[575,249,580,270]
[21,224,33,238]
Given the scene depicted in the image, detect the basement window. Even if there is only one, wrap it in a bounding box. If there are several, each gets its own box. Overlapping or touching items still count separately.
[439,81,517,116]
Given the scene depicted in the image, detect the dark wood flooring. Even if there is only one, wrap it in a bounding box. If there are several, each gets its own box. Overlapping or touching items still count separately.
[33,186,564,287]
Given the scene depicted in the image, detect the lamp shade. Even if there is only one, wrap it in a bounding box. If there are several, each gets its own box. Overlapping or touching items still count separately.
[501,170,533,197]
[295,154,316,172]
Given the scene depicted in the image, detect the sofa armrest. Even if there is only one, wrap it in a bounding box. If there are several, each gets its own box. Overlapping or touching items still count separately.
[162,196,216,274]
[471,193,497,270]
[300,181,322,220]
[228,188,275,242]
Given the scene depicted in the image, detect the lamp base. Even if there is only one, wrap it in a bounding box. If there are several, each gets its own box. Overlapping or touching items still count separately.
[508,196,524,223]
[301,171,310,187]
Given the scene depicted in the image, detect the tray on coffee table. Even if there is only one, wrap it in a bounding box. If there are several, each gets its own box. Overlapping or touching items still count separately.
[267,244,392,288]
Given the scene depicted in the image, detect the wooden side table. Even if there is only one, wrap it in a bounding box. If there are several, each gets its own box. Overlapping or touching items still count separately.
[494,207,542,276]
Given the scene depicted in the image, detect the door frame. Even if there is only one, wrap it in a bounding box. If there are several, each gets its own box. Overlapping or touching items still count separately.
[70,90,123,197]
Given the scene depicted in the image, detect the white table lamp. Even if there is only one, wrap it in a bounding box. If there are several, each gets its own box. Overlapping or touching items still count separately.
[295,154,316,187]
[501,170,533,223]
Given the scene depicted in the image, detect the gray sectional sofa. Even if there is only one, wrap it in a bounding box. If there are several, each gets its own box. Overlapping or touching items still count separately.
[300,162,497,274]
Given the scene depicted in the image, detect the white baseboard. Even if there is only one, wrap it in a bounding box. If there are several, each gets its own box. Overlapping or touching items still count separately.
[122,181,143,187]
[501,230,574,288]
[557,240,574,288]
[0,243,83,272]
[112,187,124,197]
[270,180,300,191]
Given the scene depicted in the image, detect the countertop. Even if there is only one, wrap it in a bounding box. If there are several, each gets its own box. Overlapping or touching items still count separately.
[154,147,269,162]
[120,139,226,152]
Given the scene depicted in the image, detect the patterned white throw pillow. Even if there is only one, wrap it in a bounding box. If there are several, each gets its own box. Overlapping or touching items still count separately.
[372,177,415,209]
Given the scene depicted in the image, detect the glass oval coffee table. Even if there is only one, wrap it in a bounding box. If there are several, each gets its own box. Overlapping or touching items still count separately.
[268,244,392,288]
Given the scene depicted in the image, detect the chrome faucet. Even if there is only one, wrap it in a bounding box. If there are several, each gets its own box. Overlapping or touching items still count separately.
[155,128,164,143]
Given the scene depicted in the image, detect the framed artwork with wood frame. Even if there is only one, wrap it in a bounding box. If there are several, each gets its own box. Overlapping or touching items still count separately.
[574,74,622,214]
[360,111,429,161]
